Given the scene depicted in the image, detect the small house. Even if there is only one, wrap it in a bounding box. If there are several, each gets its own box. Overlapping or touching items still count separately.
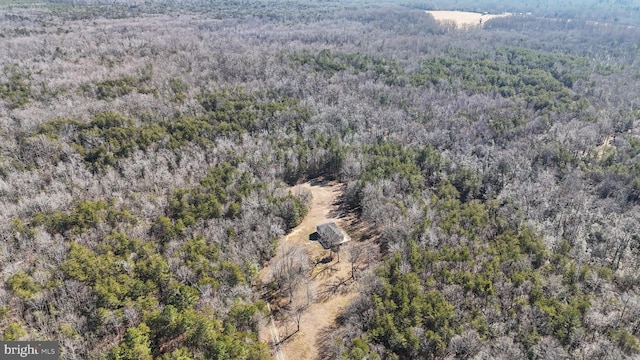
[317,222,347,249]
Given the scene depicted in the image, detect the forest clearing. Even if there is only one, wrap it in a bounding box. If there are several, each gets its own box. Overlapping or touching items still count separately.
[258,181,374,360]
[426,10,512,27]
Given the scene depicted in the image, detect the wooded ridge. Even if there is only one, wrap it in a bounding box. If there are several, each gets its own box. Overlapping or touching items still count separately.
[1,1,640,359]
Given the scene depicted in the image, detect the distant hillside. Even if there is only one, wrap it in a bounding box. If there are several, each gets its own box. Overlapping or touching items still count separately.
[406,0,640,26]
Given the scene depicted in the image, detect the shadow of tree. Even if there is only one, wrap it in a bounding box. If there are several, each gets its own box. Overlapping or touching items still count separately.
[329,181,351,213]
[310,178,334,187]
[311,261,339,282]
[317,275,354,302]
[316,325,348,360]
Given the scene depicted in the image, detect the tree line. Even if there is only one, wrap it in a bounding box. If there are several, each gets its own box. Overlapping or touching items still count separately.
[1,1,640,359]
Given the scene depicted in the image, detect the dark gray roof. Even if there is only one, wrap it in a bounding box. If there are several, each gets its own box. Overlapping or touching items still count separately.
[317,222,344,248]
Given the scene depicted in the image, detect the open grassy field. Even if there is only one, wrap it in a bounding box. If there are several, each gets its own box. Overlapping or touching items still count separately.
[427,10,511,27]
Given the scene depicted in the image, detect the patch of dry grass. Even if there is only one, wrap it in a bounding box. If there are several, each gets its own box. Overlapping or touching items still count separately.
[427,10,511,28]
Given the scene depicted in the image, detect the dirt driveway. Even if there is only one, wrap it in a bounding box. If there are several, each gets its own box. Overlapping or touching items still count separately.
[258,180,361,360]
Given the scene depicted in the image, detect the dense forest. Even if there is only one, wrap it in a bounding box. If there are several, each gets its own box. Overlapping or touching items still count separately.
[1,0,640,359]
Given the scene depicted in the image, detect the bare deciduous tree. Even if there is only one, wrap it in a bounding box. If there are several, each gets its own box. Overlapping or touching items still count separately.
[270,244,311,304]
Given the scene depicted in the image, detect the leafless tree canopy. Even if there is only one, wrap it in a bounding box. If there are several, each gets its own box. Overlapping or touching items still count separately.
[1,0,640,358]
